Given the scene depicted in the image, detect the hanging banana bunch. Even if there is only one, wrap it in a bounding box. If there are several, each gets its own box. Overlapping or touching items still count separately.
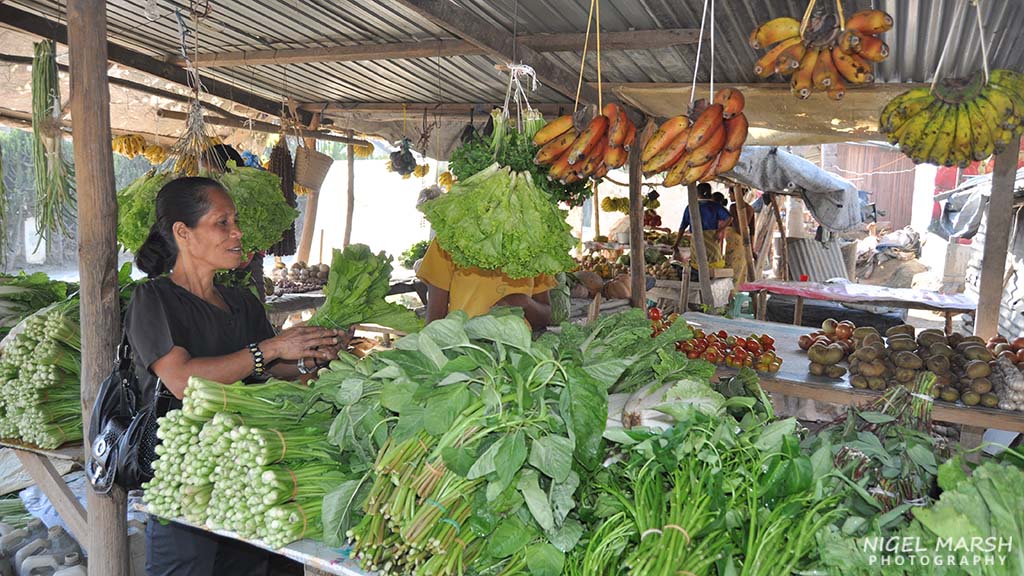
[112,134,149,158]
[413,164,430,178]
[533,102,636,185]
[438,171,454,189]
[750,1,893,100]
[881,70,1024,167]
[640,88,749,187]
[143,144,168,165]
[351,142,374,159]
[31,40,75,245]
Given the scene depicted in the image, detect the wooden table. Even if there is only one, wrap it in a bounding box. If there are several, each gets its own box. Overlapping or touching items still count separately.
[738,280,978,334]
[0,439,87,549]
[680,313,1024,436]
[133,504,371,576]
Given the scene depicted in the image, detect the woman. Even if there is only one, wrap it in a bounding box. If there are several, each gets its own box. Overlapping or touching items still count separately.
[126,177,343,576]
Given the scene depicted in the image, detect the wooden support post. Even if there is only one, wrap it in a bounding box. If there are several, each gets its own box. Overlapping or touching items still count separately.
[752,208,776,280]
[974,135,1021,340]
[296,113,322,263]
[592,182,601,239]
[628,122,654,309]
[961,425,985,463]
[770,197,789,280]
[733,185,756,283]
[686,184,714,306]
[793,296,804,326]
[66,1,130,573]
[344,130,355,248]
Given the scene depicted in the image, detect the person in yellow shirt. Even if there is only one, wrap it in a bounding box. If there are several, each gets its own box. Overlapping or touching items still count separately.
[416,239,555,329]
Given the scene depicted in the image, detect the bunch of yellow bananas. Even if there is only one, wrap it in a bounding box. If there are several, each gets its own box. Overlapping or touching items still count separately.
[880,70,1024,166]
[533,102,636,185]
[641,88,749,187]
[143,144,168,165]
[112,134,148,158]
[438,171,454,189]
[352,143,374,159]
[750,9,893,101]
[173,154,199,176]
[295,184,313,196]
[413,164,430,178]
[600,196,631,214]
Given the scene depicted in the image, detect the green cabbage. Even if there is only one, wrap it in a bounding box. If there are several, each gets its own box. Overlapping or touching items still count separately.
[419,164,576,279]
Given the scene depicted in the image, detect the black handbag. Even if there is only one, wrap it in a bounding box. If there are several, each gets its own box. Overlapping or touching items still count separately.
[86,334,171,493]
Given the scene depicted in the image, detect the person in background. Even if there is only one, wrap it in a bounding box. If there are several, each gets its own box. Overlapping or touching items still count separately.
[416,238,554,330]
[412,186,443,306]
[127,177,345,576]
[673,182,732,265]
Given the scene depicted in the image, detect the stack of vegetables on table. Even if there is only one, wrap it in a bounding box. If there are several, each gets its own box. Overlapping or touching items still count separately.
[269,260,330,296]
[0,300,82,448]
[666,319,782,373]
[306,244,421,334]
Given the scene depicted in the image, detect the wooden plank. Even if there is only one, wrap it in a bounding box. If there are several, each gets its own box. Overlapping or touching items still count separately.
[303,102,569,118]
[14,451,88,546]
[155,110,369,146]
[629,121,654,308]
[974,135,1021,339]
[752,207,776,279]
[297,113,323,264]
[0,5,288,120]
[393,0,601,105]
[793,296,804,326]
[174,28,703,67]
[66,0,130,572]
[686,185,714,306]
[770,197,789,280]
[344,133,355,248]
[733,186,756,283]
[0,439,84,463]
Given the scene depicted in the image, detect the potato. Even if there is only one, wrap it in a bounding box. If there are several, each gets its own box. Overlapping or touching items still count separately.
[964,360,992,379]
[961,391,981,406]
[940,387,961,402]
[850,347,879,362]
[895,368,917,383]
[858,360,886,378]
[850,375,869,389]
[825,365,848,379]
[934,373,953,388]
[925,355,951,374]
[981,393,999,408]
[928,343,954,358]
[894,351,924,370]
[886,324,915,339]
[888,337,917,352]
[862,334,885,349]
[807,343,829,365]
[961,335,986,346]
[947,333,964,347]
[963,346,994,362]
[808,362,827,376]
[971,378,993,395]
[916,329,945,347]
[853,326,879,341]
[867,376,887,390]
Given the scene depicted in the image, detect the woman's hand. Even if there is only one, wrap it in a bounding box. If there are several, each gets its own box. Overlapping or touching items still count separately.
[262,326,342,363]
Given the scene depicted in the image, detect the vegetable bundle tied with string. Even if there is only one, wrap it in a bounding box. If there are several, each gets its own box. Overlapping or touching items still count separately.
[31,40,75,245]
[420,162,576,279]
[306,244,421,334]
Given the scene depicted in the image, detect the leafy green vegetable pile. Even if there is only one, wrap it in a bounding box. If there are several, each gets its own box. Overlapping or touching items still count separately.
[0,271,72,340]
[449,109,591,207]
[307,244,422,334]
[420,163,576,279]
[116,163,298,255]
[398,240,429,269]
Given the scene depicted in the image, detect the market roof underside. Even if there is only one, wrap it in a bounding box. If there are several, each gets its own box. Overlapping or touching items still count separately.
[1,0,1023,154]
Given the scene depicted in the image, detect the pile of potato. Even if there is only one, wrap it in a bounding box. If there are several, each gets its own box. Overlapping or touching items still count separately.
[848,325,925,391]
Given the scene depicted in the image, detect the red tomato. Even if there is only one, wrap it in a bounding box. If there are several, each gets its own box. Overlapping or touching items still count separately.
[759,335,775,347]
[687,350,701,360]
[717,330,729,339]
[745,339,762,354]
[693,329,705,339]
[648,307,663,322]
[735,337,747,349]
[733,347,748,360]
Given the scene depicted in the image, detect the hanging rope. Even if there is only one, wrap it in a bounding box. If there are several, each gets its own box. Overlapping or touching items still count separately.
[595,0,602,110]
[834,0,846,31]
[709,0,715,101]
[930,0,969,93]
[573,0,597,113]
[974,0,990,84]
[689,0,710,105]
[800,0,818,38]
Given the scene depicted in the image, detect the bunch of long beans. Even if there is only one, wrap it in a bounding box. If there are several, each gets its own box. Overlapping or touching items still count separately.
[31,40,75,244]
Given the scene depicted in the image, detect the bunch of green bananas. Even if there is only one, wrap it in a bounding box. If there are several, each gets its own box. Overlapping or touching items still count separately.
[880,69,1024,167]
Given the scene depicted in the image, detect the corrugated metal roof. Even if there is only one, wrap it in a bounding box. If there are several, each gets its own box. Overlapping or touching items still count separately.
[2,0,1023,133]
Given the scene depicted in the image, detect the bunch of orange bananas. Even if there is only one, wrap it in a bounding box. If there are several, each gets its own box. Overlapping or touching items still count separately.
[880,70,1024,167]
[640,88,749,188]
[750,9,893,100]
[533,102,637,184]
[112,134,147,158]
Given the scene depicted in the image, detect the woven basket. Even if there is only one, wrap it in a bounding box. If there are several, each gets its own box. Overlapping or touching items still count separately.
[294,146,334,192]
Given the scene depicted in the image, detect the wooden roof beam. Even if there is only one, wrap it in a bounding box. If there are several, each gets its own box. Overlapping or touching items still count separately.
[393,0,602,105]
[0,5,292,121]
[171,28,703,67]
[156,109,371,145]
[299,101,571,117]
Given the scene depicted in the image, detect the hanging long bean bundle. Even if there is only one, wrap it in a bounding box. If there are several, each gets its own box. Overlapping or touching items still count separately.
[31,40,75,245]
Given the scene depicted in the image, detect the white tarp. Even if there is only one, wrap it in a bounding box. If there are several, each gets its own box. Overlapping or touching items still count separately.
[721,146,863,232]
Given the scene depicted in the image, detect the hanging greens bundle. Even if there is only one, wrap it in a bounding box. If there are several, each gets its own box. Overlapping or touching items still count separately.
[31,40,75,246]
[448,109,591,207]
[419,163,576,279]
[0,145,7,269]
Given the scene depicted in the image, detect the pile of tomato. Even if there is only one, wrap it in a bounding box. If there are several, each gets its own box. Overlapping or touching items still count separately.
[647,307,782,373]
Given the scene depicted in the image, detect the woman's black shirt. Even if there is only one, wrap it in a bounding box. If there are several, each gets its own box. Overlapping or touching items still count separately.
[124,277,276,413]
